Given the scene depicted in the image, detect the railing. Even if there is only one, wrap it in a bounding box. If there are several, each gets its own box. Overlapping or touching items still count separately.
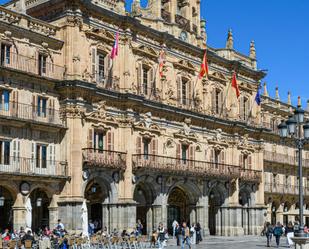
[240,168,262,182]
[0,101,63,126]
[1,52,65,80]
[161,9,171,23]
[264,183,309,196]
[132,154,240,179]
[82,148,127,170]
[175,15,191,32]
[264,151,309,167]
[0,157,67,177]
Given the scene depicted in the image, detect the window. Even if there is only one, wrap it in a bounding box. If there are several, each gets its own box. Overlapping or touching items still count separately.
[37,96,47,117]
[1,44,11,65]
[142,65,149,95]
[143,138,150,159]
[212,88,222,115]
[98,52,106,82]
[215,89,220,114]
[182,78,187,105]
[240,96,250,121]
[36,144,47,168]
[94,130,105,150]
[0,141,10,165]
[181,144,188,163]
[92,49,111,84]
[273,174,277,186]
[38,54,47,76]
[0,90,10,112]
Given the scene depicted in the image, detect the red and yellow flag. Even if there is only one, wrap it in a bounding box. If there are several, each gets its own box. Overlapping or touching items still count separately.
[198,50,209,79]
[158,50,165,78]
[231,72,240,98]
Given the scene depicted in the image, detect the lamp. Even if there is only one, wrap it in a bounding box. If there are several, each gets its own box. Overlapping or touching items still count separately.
[272,206,276,212]
[36,197,42,207]
[278,121,288,138]
[303,122,309,139]
[91,184,97,193]
[295,107,305,123]
[0,196,5,207]
[284,207,288,212]
[286,117,297,135]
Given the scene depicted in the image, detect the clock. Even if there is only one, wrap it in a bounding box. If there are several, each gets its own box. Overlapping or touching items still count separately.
[20,182,31,196]
[179,31,188,42]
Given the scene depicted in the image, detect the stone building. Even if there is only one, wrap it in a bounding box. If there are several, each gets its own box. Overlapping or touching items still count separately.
[0,0,307,236]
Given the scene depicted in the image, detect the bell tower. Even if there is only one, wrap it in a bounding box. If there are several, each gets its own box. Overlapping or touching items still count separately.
[132,0,205,46]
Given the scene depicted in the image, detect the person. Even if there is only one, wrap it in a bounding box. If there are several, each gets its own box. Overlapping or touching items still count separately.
[157,223,166,249]
[19,227,26,239]
[11,229,19,240]
[180,222,191,249]
[273,222,283,248]
[2,229,10,241]
[190,223,196,245]
[195,223,202,244]
[285,221,294,247]
[56,219,64,230]
[88,220,95,235]
[265,222,273,247]
[172,220,178,239]
[22,230,35,246]
[136,219,143,235]
[43,226,51,237]
[175,223,181,246]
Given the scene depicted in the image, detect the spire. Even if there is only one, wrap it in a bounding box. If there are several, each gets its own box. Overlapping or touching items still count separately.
[20,0,26,14]
[263,82,268,97]
[226,29,234,50]
[297,96,301,108]
[287,91,291,105]
[249,40,256,59]
[275,87,280,101]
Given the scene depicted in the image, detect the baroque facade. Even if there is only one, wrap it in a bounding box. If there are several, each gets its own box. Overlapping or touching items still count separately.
[0,0,307,236]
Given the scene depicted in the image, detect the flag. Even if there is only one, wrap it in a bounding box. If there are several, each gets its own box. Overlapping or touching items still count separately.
[110,31,119,59]
[198,50,209,79]
[231,72,240,98]
[158,50,165,78]
[255,88,261,106]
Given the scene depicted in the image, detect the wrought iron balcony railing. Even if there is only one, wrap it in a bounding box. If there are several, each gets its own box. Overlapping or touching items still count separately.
[240,168,262,182]
[264,183,309,196]
[0,157,67,178]
[0,101,63,126]
[82,148,126,170]
[1,52,65,80]
[132,154,240,179]
[264,151,309,167]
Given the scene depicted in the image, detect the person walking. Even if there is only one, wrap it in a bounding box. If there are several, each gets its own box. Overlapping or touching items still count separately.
[285,221,294,247]
[273,222,283,248]
[136,219,143,236]
[175,223,181,246]
[195,223,202,244]
[180,222,191,249]
[265,222,273,247]
[157,223,166,249]
[172,220,178,239]
[190,223,196,245]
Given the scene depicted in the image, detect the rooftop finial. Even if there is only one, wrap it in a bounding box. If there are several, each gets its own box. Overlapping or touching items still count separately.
[249,40,256,59]
[287,91,291,105]
[297,96,301,108]
[263,82,268,97]
[275,87,280,101]
[226,29,234,50]
[307,100,309,112]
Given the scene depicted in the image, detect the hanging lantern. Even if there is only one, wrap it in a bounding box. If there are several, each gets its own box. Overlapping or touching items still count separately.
[0,196,5,207]
[36,197,42,207]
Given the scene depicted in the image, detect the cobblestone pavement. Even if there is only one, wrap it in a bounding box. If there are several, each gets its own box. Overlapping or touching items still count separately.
[166,236,292,248]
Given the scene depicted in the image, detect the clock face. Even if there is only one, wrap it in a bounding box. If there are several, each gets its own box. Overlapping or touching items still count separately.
[179,31,188,42]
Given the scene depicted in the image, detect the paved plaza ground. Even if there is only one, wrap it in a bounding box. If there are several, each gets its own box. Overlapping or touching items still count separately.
[166,236,292,248]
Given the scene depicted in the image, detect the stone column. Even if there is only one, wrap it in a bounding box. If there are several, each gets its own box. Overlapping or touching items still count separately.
[48,194,59,229]
[153,194,168,228]
[146,207,153,234]
[12,193,26,230]
[102,203,110,232]
[189,205,196,225]
[196,196,209,236]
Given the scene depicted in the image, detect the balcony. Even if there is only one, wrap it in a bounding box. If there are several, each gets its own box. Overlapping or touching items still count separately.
[240,168,262,182]
[82,148,127,170]
[161,9,172,23]
[0,101,63,126]
[1,52,65,80]
[0,157,67,178]
[132,154,240,179]
[175,15,190,32]
[264,151,309,167]
[264,183,309,196]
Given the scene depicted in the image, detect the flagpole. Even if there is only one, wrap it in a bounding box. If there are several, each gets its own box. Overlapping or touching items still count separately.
[219,77,232,118]
[192,75,200,108]
[246,83,261,125]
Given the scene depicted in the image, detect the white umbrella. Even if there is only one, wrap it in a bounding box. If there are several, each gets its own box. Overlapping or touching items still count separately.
[25,197,32,229]
[81,200,89,238]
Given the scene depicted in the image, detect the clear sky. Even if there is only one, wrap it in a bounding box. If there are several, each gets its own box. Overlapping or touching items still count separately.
[1,0,308,107]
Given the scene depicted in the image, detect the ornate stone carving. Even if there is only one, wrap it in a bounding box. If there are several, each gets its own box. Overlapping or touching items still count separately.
[60,105,85,119]
[133,112,162,134]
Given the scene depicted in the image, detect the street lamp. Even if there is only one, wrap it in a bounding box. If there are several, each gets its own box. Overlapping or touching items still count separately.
[278,105,309,237]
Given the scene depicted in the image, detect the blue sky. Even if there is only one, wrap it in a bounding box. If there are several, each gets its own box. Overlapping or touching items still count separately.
[2,0,308,106]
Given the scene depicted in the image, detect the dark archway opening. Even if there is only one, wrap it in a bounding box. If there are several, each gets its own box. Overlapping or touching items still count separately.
[0,186,14,232]
[30,189,50,232]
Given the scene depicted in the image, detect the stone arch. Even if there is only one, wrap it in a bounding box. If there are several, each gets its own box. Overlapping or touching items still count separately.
[167,180,201,204]
[239,184,255,207]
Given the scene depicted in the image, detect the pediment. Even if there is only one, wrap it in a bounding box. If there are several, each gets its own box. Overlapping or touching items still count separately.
[133,121,162,135]
[173,59,196,72]
[210,71,228,82]
[85,28,115,44]
[84,101,118,126]
[133,45,159,59]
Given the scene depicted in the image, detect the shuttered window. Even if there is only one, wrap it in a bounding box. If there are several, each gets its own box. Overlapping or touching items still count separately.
[212,88,223,114]
[91,48,112,85]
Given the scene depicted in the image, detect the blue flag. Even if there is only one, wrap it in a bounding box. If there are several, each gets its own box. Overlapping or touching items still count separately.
[255,89,261,106]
